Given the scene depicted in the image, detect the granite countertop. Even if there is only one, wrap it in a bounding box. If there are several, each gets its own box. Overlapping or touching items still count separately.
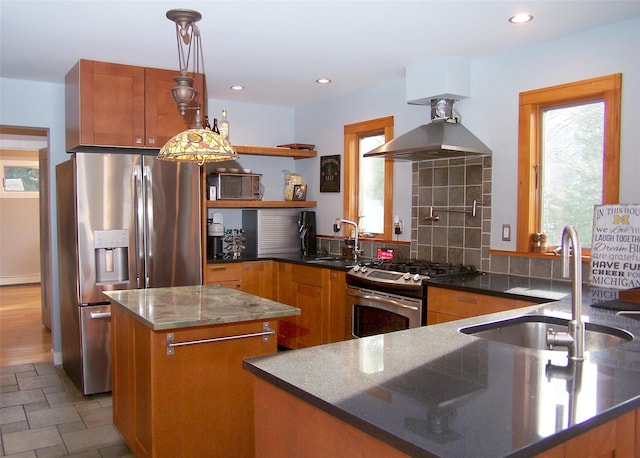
[243,299,640,457]
[207,252,360,271]
[104,284,300,331]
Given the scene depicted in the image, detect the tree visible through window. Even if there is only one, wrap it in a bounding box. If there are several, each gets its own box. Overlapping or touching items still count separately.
[344,116,394,240]
[358,134,385,234]
[517,74,621,253]
[541,102,604,247]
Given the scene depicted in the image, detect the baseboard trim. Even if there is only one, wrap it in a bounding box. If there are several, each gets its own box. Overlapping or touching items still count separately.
[0,275,41,286]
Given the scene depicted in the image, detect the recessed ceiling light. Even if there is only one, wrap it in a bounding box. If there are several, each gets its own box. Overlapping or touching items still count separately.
[509,13,533,24]
[316,78,331,84]
[230,85,244,91]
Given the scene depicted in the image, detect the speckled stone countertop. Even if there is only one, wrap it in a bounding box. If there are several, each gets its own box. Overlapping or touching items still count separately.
[104,285,300,331]
[244,299,640,457]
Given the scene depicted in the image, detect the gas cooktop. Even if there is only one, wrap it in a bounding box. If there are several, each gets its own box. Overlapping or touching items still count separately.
[360,259,479,279]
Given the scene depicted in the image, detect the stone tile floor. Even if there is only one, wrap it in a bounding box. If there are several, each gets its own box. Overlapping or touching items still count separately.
[0,362,133,457]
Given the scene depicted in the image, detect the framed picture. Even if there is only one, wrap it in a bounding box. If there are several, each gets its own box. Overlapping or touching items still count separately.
[292,184,307,201]
[320,155,340,192]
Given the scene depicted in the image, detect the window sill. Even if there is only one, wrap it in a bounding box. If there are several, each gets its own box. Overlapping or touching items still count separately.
[490,249,591,262]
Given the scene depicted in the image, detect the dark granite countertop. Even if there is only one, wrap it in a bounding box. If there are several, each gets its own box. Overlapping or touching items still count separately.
[207,251,361,271]
[244,298,640,457]
[104,284,300,331]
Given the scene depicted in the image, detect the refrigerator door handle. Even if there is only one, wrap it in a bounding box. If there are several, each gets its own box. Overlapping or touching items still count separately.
[134,164,145,288]
[144,163,153,288]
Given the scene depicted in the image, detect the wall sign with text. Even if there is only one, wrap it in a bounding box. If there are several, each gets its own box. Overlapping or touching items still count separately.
[320,155,340,192]
[590,204,640,289]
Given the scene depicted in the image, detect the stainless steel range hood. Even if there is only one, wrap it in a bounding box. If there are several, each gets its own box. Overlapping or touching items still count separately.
[364,99,491,161]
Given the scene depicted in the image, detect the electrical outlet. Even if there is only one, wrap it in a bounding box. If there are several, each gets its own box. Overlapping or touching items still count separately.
[394,219,403,235]
[502,224,511,241]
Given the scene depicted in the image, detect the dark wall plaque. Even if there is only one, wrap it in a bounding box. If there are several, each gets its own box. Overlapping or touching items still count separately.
[320,155,340,192]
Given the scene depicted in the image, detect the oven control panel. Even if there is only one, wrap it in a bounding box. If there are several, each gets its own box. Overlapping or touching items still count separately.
[349,265,429,284]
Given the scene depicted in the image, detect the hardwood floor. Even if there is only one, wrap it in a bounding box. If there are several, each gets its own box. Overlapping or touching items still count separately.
[0,283,52,367]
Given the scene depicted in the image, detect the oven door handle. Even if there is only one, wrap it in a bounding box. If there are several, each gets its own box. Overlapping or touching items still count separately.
[346,290,419,311]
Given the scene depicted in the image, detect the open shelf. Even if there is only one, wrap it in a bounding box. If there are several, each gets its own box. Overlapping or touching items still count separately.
[233,145,316,159]
[207,200,317,208]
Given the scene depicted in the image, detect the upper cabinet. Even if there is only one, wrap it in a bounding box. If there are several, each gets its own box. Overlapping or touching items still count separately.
[65,59,204,151]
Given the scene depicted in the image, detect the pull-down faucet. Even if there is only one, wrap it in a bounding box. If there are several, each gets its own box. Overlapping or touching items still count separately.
[546,225,585,360]
[333,218,363,261]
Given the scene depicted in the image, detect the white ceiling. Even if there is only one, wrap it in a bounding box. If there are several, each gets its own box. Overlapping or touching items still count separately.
[1,1,640,108]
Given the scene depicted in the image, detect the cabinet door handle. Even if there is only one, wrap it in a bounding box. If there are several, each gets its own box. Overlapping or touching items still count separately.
[209,266,228,272]
[166,323,274,355]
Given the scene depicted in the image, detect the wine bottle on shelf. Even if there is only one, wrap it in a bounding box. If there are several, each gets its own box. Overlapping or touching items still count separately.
[212,118,220,134]
[204,115,212,130]
[220,109,230,141]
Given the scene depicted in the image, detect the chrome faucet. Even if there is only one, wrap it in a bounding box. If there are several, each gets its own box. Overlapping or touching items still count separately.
[546,225,585,360]
[333,218,363,261]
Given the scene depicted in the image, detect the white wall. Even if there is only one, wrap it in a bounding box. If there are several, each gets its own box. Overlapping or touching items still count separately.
[297,15,640,249]
[468,16,640,250]
[0,78,66,362]
[295,78,416,240]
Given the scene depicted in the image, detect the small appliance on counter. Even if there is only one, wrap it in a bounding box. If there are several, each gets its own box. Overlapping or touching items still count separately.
[207,212,224,260]
[298,211,317,255]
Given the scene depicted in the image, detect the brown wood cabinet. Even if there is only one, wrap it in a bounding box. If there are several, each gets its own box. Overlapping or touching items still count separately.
[536,408,638,457]
[65,59,203,150]
[203,262,243,290]
[112,305,278,458]
[276,262,346,349]
[427,286,538,324]
[203,261,275,299]
[242,260,275,300]
[252,375,640,458]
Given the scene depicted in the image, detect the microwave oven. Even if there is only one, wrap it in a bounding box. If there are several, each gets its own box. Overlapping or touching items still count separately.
[208,172,262,200]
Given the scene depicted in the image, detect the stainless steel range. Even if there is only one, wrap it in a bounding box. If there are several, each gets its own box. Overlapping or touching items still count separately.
[346,260,480,338]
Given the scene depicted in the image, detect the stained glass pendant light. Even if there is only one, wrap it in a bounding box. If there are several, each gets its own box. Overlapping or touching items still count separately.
[158,9,237,165]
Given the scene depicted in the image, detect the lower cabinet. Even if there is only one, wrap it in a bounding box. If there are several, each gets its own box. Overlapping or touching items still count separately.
[252,375,640,458]
[276,263,347,349]
[204,262,243,290]
[241,260,275,300]
[204,261,275,299]
[203,260,347,349]
[536,408,638,457]
[111,305,278,458]
[426,286,538,324]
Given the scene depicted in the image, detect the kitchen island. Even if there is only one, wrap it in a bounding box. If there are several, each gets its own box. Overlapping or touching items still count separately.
[104,285,300,458]
[244,298,640,457]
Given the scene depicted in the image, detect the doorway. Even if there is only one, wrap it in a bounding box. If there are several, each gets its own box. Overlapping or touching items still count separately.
[0,125,53,364]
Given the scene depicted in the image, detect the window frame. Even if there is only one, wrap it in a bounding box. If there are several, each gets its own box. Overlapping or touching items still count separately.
[343,116,394,241]
[516,73,621,253]
[1,158,40,198]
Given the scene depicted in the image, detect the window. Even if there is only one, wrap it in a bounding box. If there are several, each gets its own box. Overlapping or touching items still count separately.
[344,116,394,239]
[1,159,39,198]
[517,74,621,252]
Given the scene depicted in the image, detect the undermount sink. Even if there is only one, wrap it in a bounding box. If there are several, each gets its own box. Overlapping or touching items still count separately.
[459,315,633,352]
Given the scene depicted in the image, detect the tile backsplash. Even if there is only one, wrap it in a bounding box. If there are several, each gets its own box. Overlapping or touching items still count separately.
[411,156,492,270]
[318,153,584,283]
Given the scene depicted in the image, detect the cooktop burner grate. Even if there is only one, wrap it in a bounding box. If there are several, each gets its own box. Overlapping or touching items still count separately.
[368,259,478,279]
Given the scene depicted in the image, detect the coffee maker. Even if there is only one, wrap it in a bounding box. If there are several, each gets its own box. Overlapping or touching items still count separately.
[207,213,225,260]
[298,211,317,256]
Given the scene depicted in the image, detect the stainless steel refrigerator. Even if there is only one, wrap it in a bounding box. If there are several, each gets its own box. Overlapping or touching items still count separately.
[56,152,202,394]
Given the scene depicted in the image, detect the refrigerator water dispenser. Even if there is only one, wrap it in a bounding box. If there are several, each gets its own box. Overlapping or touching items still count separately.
[94,229,129,284]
